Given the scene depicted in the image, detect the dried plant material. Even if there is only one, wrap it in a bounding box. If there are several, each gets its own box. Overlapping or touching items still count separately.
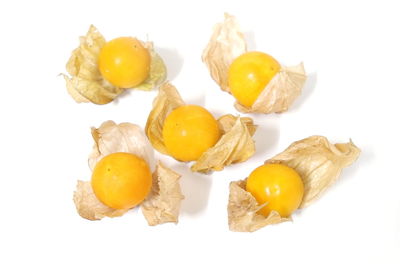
[73,180,128,220]
[141,162,184,226]
[63,25,166,104]
[234,64,307,114]
[228,180,290,232]
[135,42,167,91]
[145,82,185,154]
[145,82,257,172]
[266,135,360,208]
[191,117,256,173]
[88,120,155,171]
[202,13,247,92]
[228,135,360,232]
[203,14,307,114]
[63,25,123,104]
[217,114,257,136]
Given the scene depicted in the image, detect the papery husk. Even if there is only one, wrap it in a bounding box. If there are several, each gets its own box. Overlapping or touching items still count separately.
[73,180,128,220]
[88,120,155,171]
[141,162,184,226]
[63,26,166,104]
[228,180,290,232]
[234,64,307,114]
[266,135,361,208]
[203,14,307,113]
[145,82,257,172]
[202,13,247,92]
[228,135,360,232]
[134,42,167,91]
[145,82,185,154]
[191,116,256,173]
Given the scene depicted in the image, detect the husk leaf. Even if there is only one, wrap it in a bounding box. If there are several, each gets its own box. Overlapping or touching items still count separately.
[73,180,128,220]
[145,83,257,172]
[88,120,155,171]
[145,82,185,154]
[64,26,166,104]
[134,42,167,91]
[141,162,184,226]
[266,135,361,208]
[203,14,307,113]
[235,64,307,113]
[202,13,247,92]
[228,180,290,232]
[191,116,256,173]
[228,135,360,232]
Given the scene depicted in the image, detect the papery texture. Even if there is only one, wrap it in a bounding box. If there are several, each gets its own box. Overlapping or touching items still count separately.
[73,180,128,220]
[191,116,256,173]
[145,82,185,154]
[266,135,360,208]
[228,136,360,232]
[141,162,184,225]
[88,120,155,171]
[63,26,166,104]
[202,13,247,92]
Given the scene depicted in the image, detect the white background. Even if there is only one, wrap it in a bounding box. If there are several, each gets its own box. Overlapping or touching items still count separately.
[0,0,399,266]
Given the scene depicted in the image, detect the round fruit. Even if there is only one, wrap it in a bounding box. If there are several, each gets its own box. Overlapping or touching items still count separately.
[162,105,221,162]
[228,51,280,107]
[91,152,152,210]
[246,163,304,217]
[98,37,150,88]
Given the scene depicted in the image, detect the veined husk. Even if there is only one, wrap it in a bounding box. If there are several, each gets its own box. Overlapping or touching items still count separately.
[63,25,166,105]
[141,162,184,225]
[228,136,361,232]
[145,82,257,173]
[73,121,183,225]
[202,13,307,114]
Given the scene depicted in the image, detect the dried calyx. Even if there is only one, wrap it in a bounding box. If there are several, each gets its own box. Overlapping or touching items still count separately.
[63,25,166,104]
[73,120,183,225]
[228,136,360,232]
[145,82,257,173]
[202,13,307,114]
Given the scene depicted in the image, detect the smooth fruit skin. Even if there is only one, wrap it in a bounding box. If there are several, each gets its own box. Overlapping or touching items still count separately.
[228,51,280,107]
[91,152,152,210]
[162,105,221,162]
[246,163,304,217]
[98,37,150,88]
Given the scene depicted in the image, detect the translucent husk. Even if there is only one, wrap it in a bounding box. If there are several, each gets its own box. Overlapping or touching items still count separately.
[73,121,183,225]
[63,25,166,105]
[141,162,184,225]
[145,82,257,172]
[228,136,361,232]
[202,14,307,114]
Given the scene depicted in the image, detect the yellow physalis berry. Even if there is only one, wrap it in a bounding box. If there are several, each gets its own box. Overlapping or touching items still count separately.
[91,152,152,210]
[228,51,281,107]
[98,37,150,88]
[246,163,304,217]
[162,105,221,162]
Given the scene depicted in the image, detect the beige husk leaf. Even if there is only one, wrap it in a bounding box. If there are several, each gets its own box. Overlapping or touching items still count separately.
[145,82,257,172]
[88,120,155,171]
[202,14,307,113]
[234,64,307,114]
[141,162,184,225]
[202,13,247,92]
[74,121,183,225]
[228,135,361,232]
[63,25,166,104]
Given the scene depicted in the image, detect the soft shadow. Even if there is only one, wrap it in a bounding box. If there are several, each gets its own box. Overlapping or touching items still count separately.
[172,163,212,215]
[253,121,280,158]
[155,46,184,80]
[187,93,206,107]
[244,31,257,50]
[289,72,317,112]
